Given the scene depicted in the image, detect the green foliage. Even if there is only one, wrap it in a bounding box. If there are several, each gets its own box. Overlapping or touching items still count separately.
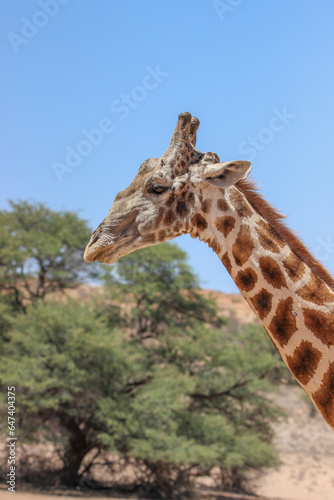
[0,200,98,311]
[1,299,140,419]
[126,324,281,467]
[0,298,145,484]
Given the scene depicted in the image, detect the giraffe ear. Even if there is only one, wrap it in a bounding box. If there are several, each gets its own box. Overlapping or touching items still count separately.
[201,160,252,187]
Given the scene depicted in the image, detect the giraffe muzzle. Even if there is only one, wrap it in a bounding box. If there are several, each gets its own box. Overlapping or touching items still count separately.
[84,210,140,264]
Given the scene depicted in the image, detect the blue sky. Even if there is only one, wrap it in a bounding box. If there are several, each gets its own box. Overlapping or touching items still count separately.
[1,1,334,292]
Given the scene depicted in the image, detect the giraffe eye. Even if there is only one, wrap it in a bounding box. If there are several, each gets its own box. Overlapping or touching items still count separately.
[150,184,167,195]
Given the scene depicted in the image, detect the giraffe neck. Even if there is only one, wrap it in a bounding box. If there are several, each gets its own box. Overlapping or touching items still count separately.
[193,182,334,427]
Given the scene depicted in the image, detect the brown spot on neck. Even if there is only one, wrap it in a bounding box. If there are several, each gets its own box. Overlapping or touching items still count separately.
[287,340,322,386]
[232,225,254,267]
[201,198,212,214]
[297,274,334,306]
[259,256,287,289]
[269,297,297,347]
[217,198,229,211]
[235,268,258,292]
[216,216,236,238]
[303,308,334,348]
[250,288,273,320]
[283,252,306,283]
[208,237,221,254]
[312,363,334,427]
[256,220,284,254]
[221,252,232,274]
[191,213,208,233]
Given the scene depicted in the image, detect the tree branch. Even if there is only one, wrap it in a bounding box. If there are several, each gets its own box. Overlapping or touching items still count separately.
[191,379,250,400]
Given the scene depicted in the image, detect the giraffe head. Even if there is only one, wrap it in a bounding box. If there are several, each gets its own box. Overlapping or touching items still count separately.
[84,112,251,264]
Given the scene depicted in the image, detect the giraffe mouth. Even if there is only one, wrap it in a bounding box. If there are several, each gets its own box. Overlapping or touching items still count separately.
[99,240,139,264]
[84,206,141,264]
[84,231,141,264]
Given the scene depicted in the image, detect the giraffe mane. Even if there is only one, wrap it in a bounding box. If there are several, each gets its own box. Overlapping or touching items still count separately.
[237,178,334,292]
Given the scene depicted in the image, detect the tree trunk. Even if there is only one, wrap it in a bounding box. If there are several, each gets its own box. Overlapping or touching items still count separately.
[58,416,94,486]
[60,445,92,486]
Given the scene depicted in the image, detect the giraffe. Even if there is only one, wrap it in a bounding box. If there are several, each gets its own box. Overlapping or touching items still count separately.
[84,112,334,427]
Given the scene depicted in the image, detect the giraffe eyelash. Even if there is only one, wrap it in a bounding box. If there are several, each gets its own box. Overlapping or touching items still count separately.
[149,184,168,195]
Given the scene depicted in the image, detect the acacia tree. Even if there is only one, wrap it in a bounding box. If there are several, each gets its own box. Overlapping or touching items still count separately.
[0,200,98,311]
[0,299,144,486]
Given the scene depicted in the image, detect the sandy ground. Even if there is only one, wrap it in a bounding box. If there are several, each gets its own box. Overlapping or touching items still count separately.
[0,489,286,500]
[256,385,334,500]
[0,492,134,500]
